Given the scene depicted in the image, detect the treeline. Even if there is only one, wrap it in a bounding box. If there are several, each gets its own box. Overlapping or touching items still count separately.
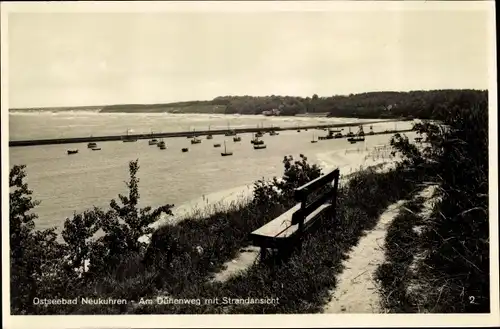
[377,92,489,312]
[98,89,487,119]
[213,89,487,119]
[14,89,487,120]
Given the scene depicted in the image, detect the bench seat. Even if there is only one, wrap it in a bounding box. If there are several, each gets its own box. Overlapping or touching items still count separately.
[249,201,332,249]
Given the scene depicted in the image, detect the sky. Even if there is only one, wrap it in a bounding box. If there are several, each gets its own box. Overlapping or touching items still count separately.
[5,2,494,108]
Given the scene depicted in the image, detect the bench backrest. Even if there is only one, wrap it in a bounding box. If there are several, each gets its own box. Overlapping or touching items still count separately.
[291,168,340,227]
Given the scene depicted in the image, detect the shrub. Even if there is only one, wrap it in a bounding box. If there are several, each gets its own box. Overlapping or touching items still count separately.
[388,94,489,312]
[9,165,64,314]
[252,154,322,207]
[9,159,175,314]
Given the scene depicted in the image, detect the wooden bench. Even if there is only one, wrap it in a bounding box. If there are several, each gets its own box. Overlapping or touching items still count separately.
[249,168,340,261]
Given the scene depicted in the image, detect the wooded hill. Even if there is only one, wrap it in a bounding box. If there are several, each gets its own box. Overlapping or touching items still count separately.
[12,89,487,120]
[99,89,487,119]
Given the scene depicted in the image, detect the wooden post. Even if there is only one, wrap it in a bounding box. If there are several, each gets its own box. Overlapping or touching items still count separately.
[332,171,340,221]
[333,170,340,196]
[260,247,267,262]
[297,194,307,233]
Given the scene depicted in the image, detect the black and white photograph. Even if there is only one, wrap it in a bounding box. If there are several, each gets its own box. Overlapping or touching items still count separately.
[2,0,498,327]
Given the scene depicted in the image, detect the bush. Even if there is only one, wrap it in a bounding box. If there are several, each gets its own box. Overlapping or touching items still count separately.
[388,93,489,312]
[9,159,175,314]
[9,165,64,314]
[252,154,322,208]
[89,160,174,272]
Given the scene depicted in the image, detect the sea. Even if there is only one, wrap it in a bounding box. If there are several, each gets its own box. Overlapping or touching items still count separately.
[8,111,415,232]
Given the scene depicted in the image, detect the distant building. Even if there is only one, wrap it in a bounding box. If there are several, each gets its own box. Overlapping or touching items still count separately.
[262,108,281,116]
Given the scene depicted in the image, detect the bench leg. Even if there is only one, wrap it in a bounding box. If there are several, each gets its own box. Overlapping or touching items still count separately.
[259,247,267,262]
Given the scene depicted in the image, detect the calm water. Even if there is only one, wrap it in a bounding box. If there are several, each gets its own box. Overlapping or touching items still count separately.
[9,112,413,231]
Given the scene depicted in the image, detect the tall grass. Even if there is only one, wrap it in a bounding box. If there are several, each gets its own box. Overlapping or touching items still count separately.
[133,167,421,314]
[384,94,490,313]
[21,162,420,315]
[375,195,427,313]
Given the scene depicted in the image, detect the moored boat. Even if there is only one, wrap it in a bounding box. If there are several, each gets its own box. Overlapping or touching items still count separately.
[190,128,201,144]
[253,144,267,150]
[91,147,101,151]
[347,136,365,143]
[346,127,355,138]
[233,135,241,142]
[214,143,221,148]
[251,134,264,145]
[225,123,236,136]
[87,142,97,149]
[182,148,189,152]
[148,130,158,145]
[122,129,137,142]
[357,125,365,137]
[158,140,166,149]
[67,149,78,155]
[207,125,213,139]
[221,141,233,156]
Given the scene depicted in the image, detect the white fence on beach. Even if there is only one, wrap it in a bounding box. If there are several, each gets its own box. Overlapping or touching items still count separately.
[344,144,395,162]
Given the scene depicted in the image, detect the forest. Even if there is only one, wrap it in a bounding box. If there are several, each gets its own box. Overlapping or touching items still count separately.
[12,89,487,121]
[99,89,487,120]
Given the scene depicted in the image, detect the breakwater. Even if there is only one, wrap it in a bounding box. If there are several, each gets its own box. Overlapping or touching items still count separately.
[9,119,408,147]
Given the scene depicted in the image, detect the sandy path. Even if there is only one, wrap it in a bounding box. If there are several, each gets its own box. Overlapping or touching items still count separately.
[323,200,405,313]
[212,246,260,282]
[323,185,437,313]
